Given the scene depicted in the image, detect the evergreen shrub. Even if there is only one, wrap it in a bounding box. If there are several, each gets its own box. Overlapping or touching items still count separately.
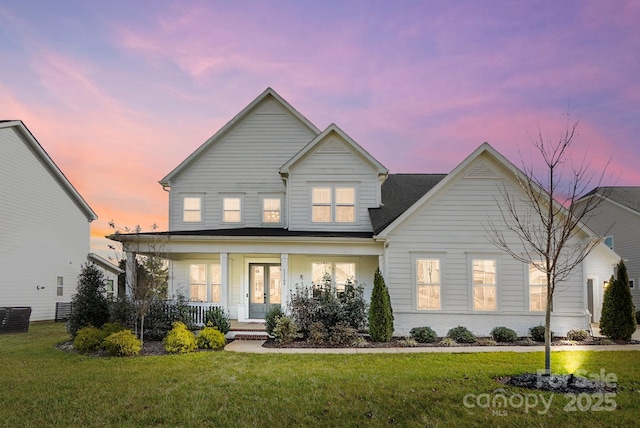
[163,321,197,354]
[447,326,476,343]
[73,327,104,354]
[196,327,226,350]
[566,328,590,341]
[490,326,518,343]
[410,326,438,343]
[600,260,637,341]
[104,330,142,357]
[368,268,394,342]
[204,306,231,334]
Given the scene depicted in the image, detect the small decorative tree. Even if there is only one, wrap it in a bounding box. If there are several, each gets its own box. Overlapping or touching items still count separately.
[368,268,394,342]
[67,263,110,338]
[600,260,637,340]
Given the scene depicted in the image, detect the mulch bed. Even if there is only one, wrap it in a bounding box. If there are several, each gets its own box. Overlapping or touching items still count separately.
[263,337,638,349]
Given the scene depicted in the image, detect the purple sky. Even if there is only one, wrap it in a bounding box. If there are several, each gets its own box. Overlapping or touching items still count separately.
[1,0,638,260]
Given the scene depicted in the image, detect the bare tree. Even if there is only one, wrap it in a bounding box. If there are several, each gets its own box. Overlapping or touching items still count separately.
[487,116,610,375]
[108,222,169,345]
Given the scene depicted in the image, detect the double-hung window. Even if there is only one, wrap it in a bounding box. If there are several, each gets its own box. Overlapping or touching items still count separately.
[417,259,441,310]
[529,263,547,312]
[311,261,356,295]
[473,259,496,311]
[183,197,202,222]
[262,197,282,224]
[311,186,355,223]
[56,276,64,297]
[223,197,241,223]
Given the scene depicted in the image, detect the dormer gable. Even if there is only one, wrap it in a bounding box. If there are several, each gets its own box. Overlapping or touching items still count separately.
[280,123,388,178]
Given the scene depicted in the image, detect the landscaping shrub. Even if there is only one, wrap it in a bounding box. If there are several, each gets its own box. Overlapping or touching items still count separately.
[142,295,195,341]
[265,305,284,335]
[196,326,226,350]
[447,326,476,344]
[103,330,142,357]
[163,321,197,354]
[338,279,368,330]
[288,282,317,335]
[368,268,394,342]
[529,325,546,342]
[273,316,298,344]
[636,310,640,325]
[566,328,590,341]
[329,323,359,346]
[100,322,127,338]
[308,321,328,346]
[73,327,104,354]
[490,326,518,343]
[600,260,637,341]
[440,337,455,347]
[68,263,110,338]
[108,295,135,327]
[410,326,438,343]
[397,337,419,347]
[204,306,231,334]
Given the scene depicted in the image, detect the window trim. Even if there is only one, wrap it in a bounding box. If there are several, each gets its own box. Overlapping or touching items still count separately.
[528,262,548,312]
[56,276,64,297]
[413,256,443,311]
[261,195,283,225]
[470,257,498,311]
[221,195,243,224]
[182,195,203,223]
[310,184,357,224]
[189,263,221,303]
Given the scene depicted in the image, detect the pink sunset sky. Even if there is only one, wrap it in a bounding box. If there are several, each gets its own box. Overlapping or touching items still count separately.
[1,0,639,261]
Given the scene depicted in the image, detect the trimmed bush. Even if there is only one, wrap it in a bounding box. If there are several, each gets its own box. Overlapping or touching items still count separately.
[68,263,110,338]
[410,326,438,344]
[529,325,546,342]
[101,322,127,338]
[368,268,394,342]
[600,260,637,341]
[265,305,284,335]
[163,321,197,354]
[73,327,104,354]
[338,279,368,330]
[308,321,328,346]
[566,328,590,341]
[447,326,476,344]
[329,323,359,346]
[490,326,518,343]
[196,327,226,350]
[104,330,142,357]
[273,316,298,344]
[204,306,231,334]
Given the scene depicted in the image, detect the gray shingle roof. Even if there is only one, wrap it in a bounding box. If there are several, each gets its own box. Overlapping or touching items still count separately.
[583,187,640,214]
[369,173,447,234]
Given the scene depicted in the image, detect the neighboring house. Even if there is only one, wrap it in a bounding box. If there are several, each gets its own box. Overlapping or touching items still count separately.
[112,88,618,336]
[1,120,97,321]
[575,187,640,311]
[88,253,124,300]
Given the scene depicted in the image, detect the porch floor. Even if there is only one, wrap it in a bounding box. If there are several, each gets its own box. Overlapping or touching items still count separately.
[230,320,266,332]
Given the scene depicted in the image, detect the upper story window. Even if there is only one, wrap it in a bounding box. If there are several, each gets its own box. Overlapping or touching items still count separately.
[529,263,547,312]
[417,259,441,310]
[604,236,614,249]
[262,197,282,224]
[311,186,355,223]
[472,259,496,311]
[223,197,241,223]
[183,197,202,222]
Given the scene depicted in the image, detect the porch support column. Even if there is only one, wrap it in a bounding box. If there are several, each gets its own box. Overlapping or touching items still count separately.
[220,252,229,310]
[280,253,289,312]
[125,251,136,297]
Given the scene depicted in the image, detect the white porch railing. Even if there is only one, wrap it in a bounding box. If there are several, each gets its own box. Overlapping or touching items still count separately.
[187,302,222,326]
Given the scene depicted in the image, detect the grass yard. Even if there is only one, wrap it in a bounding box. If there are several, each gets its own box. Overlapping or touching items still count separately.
[1,323,639,427]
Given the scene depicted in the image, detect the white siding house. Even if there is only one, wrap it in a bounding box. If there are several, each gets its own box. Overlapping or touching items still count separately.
[112,88,618,336]
[575,187,640,310]
[1,120,97,321]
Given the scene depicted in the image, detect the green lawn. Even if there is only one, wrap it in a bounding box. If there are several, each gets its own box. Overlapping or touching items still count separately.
[1,323,639,427]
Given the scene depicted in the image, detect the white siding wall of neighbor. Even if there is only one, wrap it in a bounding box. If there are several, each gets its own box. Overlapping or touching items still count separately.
[1,126,91,321]
[382,157,590,336]
[287,137,379,232]
[168,101,317,231]
[581,198,640,308]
